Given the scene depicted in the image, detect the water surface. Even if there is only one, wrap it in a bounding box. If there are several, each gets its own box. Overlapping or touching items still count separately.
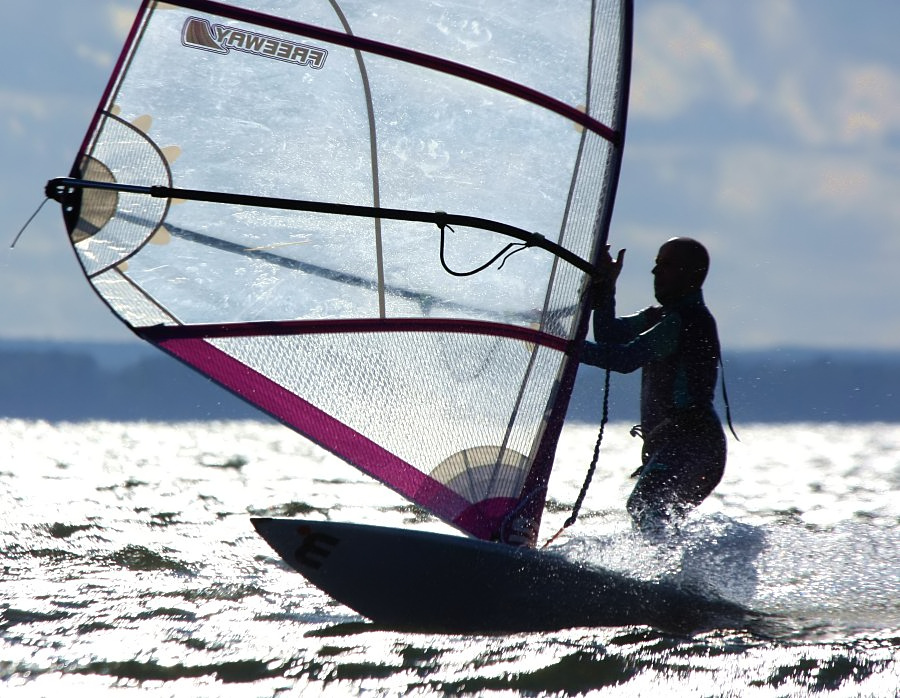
[2,420,898,695]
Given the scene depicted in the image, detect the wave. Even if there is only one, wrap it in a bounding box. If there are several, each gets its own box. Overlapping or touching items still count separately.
[555,512,900,638]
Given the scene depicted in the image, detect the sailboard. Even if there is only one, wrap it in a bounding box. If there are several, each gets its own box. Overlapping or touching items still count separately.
[250,517,755,633]
[44,0,682,630]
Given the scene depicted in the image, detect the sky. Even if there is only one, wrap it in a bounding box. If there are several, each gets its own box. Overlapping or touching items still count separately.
[1,0,899,351]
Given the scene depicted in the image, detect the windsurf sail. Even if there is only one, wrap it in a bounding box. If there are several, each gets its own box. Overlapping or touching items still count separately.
[48,0,632,544]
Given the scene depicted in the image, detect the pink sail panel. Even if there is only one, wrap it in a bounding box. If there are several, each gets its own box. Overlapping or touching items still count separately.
[146,318,572,539]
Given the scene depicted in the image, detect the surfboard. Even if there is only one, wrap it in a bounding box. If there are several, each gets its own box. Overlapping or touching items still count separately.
[252,517,753,634]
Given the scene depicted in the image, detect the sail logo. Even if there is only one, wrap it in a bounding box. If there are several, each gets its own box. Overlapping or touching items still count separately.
[181,17,327,69]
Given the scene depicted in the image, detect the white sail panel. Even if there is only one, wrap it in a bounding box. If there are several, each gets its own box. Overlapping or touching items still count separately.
[54,0,632,542]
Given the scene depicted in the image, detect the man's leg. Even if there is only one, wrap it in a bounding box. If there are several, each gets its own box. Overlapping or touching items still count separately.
[626,435,725,532]
[626,457,682,533]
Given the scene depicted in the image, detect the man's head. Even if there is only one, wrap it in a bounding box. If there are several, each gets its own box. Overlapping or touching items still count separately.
[652,237,709,305]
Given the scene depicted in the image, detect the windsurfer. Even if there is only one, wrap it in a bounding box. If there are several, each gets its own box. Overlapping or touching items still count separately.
[581,237,726,533]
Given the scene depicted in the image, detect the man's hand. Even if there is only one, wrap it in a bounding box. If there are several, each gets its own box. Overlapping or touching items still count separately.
[590,245,625,307]
[598,245,625,283]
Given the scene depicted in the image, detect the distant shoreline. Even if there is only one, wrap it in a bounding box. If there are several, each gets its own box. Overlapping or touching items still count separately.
[2,340,899,424]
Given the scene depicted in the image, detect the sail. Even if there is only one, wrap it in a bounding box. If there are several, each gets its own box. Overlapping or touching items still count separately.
[49,0,632,544]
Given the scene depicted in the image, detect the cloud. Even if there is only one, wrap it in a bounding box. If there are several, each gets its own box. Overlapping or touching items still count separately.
[75,43,115,70]
[0,88,72,155]
[629,138,900,240]
[767,60,900,149]
[749,0,805,52]
[768,73,830,146]
[832,64,900,145]
[3,0,898,349]
[0,89,53,122]
[108,4,138,39]
[632,1,900,151]
[630,2,757,120]
[711,145,856,221]
[626,2,900,255]
[0,83,99,163]
[70,3,139,69]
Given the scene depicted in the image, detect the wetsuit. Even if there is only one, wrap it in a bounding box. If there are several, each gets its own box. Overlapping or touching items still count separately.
[581,289,726,531]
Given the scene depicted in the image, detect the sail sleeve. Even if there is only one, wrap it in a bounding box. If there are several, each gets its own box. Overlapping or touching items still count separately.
[52,0,632,543]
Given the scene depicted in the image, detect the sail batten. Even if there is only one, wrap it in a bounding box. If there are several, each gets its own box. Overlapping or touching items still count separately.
[52,0,632,543]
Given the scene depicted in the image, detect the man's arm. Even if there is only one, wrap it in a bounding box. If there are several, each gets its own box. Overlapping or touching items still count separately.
[583,310,681,373]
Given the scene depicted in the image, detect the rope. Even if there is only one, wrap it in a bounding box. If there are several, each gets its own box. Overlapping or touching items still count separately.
[11,197,50,248]
[542,367,611,548]
[438,222,531,277]
[719,355,740,440]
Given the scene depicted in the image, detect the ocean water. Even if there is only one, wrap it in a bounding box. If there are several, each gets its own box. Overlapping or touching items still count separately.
[1,418,898,696]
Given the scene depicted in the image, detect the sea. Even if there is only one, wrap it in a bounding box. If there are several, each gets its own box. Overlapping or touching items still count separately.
[1,418,898,697]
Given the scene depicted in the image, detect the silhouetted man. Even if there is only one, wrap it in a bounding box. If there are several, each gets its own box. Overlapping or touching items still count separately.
[582,237,726,532]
